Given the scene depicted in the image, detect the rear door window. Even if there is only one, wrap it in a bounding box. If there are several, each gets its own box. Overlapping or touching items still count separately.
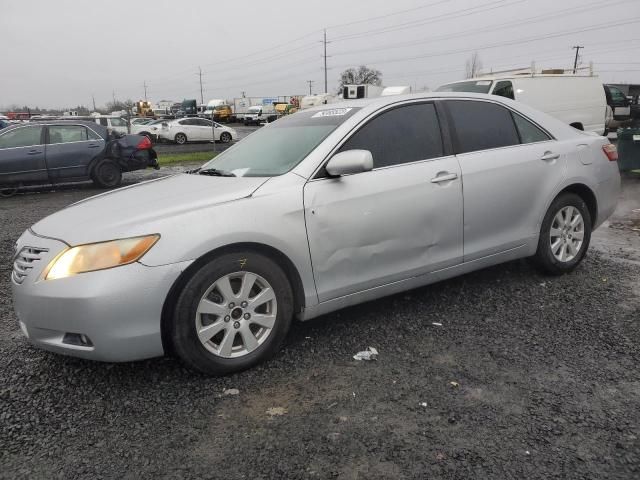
[48,125,89,144]
[0,126,43,149]
[511,113,551,144]
[87,128,102,140]
[446,100,520,153]
[99,118,108,126]
[338,103,444,168]
[492,81,514,100]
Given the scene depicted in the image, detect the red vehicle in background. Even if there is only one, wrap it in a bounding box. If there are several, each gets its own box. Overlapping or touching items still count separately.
[6,112,31,121]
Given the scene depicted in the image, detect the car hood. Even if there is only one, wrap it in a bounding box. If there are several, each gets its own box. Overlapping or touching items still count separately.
[31,173,269,245]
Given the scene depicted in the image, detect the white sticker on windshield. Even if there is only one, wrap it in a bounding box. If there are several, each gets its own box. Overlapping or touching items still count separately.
[311,108,353,118]
[476,81,491,86]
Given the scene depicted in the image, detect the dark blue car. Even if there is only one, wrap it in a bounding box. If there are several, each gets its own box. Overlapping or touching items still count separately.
[0,120,158,194]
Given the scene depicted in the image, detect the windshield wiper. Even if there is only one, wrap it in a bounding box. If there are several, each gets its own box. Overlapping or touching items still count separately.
[196,168,236,177]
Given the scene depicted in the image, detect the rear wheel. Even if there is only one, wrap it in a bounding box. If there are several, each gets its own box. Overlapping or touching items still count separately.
[533,193,591,275]
[92,159,122,188]
[0,185,19,198]
[170,251,294,375]
[174,133,187,145]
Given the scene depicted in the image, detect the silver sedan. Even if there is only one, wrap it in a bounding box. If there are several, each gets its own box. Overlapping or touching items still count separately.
[11,92,620,374]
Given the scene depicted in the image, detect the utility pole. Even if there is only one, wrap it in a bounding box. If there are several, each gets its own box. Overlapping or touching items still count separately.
[143,81,148,101]
[92,94,96,112]
[112,90,116,105]
[198,67,204,105]
[572,46,584,74]
[323,29,328,93]
[307,80,314,95]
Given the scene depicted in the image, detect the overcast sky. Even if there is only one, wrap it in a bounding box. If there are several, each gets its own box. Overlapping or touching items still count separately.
[2,0,639,109]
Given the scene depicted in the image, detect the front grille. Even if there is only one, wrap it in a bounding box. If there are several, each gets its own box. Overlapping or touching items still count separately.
[12,247,48,284]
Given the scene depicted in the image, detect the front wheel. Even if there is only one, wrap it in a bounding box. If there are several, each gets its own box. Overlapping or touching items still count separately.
[220,132,232,143]
[92,159,122,188]
[533,193,592,275]
[170,251,294,375]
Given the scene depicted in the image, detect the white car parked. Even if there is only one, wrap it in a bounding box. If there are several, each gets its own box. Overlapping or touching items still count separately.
[158,118,236,144]
[130,118,154,126]
[131,119,168,141]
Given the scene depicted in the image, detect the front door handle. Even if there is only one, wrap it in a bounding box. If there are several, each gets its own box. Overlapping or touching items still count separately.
[88,143,101,148]
[431,172,458,183]
[27,149,42,155]
[540,151,560,161]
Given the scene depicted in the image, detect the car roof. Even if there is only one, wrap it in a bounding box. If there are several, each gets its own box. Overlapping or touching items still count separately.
[441,74,600,83]
[0,120,108,138]
[302,91,518,111]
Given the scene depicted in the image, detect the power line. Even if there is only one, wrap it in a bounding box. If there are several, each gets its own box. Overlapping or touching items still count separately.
[328,17,640,72]
[332,0,526,42]
[325,0,452,30]
[331,0,631,58]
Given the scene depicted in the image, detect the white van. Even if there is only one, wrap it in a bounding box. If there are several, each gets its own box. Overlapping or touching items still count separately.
[91,116,129,135]
[437,71,607,136]
[243,105,278,126]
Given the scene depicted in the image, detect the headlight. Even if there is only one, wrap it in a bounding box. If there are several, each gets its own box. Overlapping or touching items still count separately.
[43,235,160,280]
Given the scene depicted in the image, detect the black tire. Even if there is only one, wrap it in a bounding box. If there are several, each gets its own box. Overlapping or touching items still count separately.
[92,159,122,188]
[170,251,294,375]
[0,183,20,198]
[174,132,187,145]
[220,132,232,143]
[533,193,592,275]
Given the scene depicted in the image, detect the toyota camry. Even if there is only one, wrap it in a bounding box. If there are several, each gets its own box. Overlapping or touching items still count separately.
[11,92,620,374]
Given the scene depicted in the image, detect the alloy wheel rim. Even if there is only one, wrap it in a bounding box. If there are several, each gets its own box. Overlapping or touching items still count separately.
[195,271,277,358]
[550,206,584,262]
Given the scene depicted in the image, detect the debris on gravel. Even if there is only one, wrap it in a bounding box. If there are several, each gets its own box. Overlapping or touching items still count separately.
[353,346,379,361]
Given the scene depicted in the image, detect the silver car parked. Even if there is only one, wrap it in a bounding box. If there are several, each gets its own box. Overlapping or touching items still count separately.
[11,92,621,374]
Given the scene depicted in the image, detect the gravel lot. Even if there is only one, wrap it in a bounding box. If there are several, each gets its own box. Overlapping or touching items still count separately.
[0,172,638,480]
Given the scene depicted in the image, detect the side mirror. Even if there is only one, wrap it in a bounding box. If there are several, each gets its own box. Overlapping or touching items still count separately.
[325,149,374,177]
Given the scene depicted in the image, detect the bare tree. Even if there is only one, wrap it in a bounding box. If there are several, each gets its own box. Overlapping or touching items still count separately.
[339,65,383,89]
[465,52,483,79]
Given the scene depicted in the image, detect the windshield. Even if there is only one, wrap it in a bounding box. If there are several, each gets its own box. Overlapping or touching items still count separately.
[436,80,492,93]
[199,107,360,177]
[248,107,261,113]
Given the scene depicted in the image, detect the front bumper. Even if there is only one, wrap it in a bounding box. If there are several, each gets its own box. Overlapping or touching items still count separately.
[11,229,192,362]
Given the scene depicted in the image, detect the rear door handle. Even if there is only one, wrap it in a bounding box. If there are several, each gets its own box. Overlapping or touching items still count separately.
[88,143,101,148]
[431,172,458,183]
[27,149,42,155]
[540,151,560,161]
